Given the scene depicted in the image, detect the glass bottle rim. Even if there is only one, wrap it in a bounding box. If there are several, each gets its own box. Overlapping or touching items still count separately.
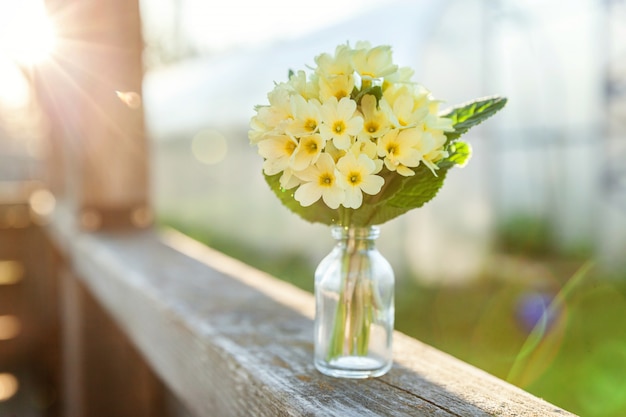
[330,225,380,240]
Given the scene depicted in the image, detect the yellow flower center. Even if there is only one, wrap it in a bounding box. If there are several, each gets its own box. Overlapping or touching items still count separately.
[304,119,317,132]
[305,140,318,154]
[386,144,398,155]
[333,121,346,134]
[348,172,362,185]
[319,173,334,187]
[285,140,297,154]
[365,121,379,134]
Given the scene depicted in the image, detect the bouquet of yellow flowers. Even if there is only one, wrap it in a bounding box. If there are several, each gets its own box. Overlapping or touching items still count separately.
[249,41,506,379]
[249,41,506,228]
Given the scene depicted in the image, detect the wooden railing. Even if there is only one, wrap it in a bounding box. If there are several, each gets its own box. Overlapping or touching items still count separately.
[40,203,576,417]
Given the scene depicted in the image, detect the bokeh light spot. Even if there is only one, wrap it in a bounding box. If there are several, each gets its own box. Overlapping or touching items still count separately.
[131,206,153,228]
[0,315,21,340]
[0,373,19,402]
[0,261,24,285]
[191,129,228,165]
[29,188,56,217]
[516,291,557,332]
[80,210,102,231]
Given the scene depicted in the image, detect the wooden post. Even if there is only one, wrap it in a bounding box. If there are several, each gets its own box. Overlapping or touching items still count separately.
[38,0,151,231]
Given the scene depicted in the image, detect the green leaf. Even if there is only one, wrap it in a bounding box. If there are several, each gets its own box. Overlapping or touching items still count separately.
[440,141,472,169]
[353,85,383,106]
[386,165,448,208]
[366,166,449,225]
[345,165,449,226]
[343,171,409,226]
[441,96,507,143]
[264,172,340,224]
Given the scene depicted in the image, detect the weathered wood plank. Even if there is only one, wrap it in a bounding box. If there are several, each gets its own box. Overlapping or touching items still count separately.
[59,268,171,417]
[46,211,575,416]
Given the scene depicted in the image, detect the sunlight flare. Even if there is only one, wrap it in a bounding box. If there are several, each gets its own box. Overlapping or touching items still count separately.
[0,1,56,65]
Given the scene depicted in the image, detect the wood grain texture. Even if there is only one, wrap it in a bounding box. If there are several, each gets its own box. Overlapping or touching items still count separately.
[46,213,576,416]
[60,269,170,417]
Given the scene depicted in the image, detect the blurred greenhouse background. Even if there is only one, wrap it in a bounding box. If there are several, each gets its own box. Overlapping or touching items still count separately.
[134,0,626,415]
[142,0,626,275]
[0,0,621,415]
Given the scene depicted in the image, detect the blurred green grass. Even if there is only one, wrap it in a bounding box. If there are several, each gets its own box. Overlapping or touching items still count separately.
[161,216,626,417]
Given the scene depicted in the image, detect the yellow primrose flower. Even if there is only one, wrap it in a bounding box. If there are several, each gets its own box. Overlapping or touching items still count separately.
[323,139,346,164]
[265,86,294,123]
[349,137,376,159]
[319,96,363,150]
[383,66,415,86]
[318,74,355,101]
[287,95,322,137]
[248,113,270,144]
[415,131,449,175]
[358,94,392,141]
[352,43,398,80]
[424,112,455,133]
[336,153,385,209]
[294,153,345,209]
[287,70,319,100]
[383,84,429,128]
[257,134,298,175]
[279,167,302,190]
[349,139,383,174]
[248,86,293,144]
[377,128,422,176]
[291,133,325,171]
[314,43,354,76]
[249,105,287,144]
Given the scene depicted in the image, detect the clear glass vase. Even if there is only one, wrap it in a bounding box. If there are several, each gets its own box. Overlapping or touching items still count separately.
[314,225,394,378]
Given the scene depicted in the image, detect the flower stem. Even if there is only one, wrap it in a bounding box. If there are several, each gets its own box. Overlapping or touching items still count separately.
[326,227,374,361]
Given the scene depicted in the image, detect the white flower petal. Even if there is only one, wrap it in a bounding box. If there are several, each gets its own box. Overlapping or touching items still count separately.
[322,187,345,209]
[361,175,384,195]
[342,187,363,209]
[294,182,322,207]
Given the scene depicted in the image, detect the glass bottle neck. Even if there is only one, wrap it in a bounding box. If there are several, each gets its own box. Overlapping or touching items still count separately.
[331,226,380,244]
